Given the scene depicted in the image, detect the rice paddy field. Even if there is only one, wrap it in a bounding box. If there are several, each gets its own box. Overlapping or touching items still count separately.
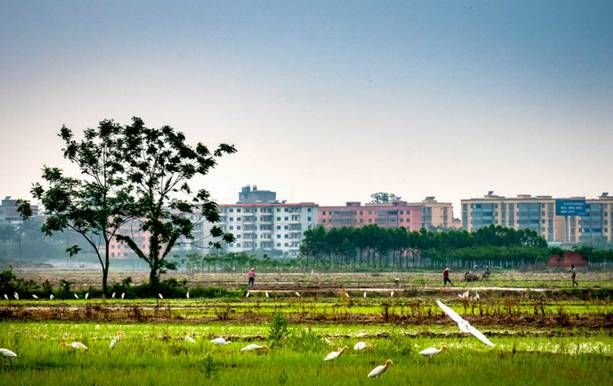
[1,271,612,385]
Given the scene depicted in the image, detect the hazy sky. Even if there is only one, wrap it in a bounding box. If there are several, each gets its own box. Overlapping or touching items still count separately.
[1,0,612,215]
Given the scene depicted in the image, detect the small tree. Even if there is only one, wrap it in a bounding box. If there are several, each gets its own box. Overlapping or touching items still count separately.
[18,121,132,297]
[369,192,401,204]
[115,117,236,291]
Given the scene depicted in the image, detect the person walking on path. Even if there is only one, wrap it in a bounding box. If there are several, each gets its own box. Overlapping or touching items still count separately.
[443,268,453,286]
[570,264,578,287]
[247,267,256,288]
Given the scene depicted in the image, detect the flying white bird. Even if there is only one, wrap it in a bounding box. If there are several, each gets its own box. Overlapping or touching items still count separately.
[32,294,39,299]
[64,342,88,350]
[0,348,17,365]
[458,290,470,299]
[368,359,393,378]
[13,292,19,300]
[211,337,230,345]
[111,292,116,299]
[185,335,196,344]
[186,291,190,299]
[85,293,89,300]
[436,300,495,347]
[295,291,301,298]
[121,293,125,299]
[74,294,79,299]
[240,343,269,352]
[419,346,446,357]
[265,291,270,298]
[353,341,368,351]
[49,294,54,300]
[109,332,124,349]
[158,293,163,299]
[324,346,348,361]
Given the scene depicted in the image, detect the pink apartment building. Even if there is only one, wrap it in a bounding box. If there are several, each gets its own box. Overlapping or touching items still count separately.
[318,201,422,231]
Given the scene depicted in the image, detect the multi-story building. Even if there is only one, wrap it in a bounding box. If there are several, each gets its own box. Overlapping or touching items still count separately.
[219,202,318,257]
[318,201,423,231]
[421,196,454,229]
[238,185,276,204]
[461,191,613,244]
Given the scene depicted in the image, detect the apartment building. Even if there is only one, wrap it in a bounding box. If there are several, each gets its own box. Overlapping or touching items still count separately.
[421,196,454,229]
[580,193,613,243]
[219,202,318,257]
[318,201,423,232]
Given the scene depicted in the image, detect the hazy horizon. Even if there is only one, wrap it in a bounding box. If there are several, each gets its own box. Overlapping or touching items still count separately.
[1,1,612,214]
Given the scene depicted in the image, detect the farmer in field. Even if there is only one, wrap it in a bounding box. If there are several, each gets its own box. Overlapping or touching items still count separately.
[247,267,256,288]
[443,268,453,286]
[570,264,578,287]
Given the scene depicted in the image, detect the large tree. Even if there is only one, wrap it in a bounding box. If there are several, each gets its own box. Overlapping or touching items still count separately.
[115,117,236,290]
[18,120,132,296]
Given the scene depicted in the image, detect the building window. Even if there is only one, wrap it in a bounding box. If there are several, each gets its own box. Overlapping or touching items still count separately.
[237,226,241,230]
[307,217,311,221]
[229,226,233,230]
[276,234,281,239]
[276,217,281,221]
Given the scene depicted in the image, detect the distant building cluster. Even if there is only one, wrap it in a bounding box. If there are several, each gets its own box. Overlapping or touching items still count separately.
[3,186,612,258]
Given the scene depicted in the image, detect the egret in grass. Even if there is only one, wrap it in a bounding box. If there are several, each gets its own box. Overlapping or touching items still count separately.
[74,293,79,299]
[390,291,394,298]
[436,300,494,347]
[112,292,116,299]
[85,292,89,300]
[3,294,7,300]
[186,291,190,299]
[458,290,470,300]
[185,335,196,344]
[0,348,17,366]
[32,294,39,299]
[324,346,348,361]
[295,291,301,298]
[109,331,124,349]
[240,343,269,352]
[64,341,88,350]
[158,293,164,299]
[353,341,368,351]
[211,337,230,345]
[121,292,125,299]
[49,294,54,300]
[246,291,251,298]
[265,291,270,298]
[419,346,446,358]
[368,359,393,378]
[323,337,331,345]
[13,292,19,300]
[363,291,367,298]
[473,291,480,301]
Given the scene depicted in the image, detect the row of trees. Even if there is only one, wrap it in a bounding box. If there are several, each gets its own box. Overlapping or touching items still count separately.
[18,118,236,296]
[299,225,549,269]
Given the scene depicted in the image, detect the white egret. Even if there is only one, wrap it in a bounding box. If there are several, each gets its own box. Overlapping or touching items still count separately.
[85,292,89,300]
[121,292,125,299]
[390,291,394,298]
[324,346,348,361]
[64,342,88,350]
[436,300,495,347]
[265,291,270,298]
[458,290,470,299]
[109,332,124,349]
[211,337,230,345]
[13,292,19,300]
[363,291,367,298]
[419,346,446,357]
[32,294,39,299]
[186,291,190,299]
[353,341,368,351]
[74,294,79,299]
[2,294,7,300]
[49,294,54,300]
[240,343,269,352]
[295,291,301,298]
[158,293,164,299]
[246,291,250,298]
[185,335,196,344]
[368,359,393,378]
[111,292,116,299]
[0,348,17,366]
[323,337,331,345]
[473,291,480,301]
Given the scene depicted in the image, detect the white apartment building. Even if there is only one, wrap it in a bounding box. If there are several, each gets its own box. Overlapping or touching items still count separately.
[219,202,318,257]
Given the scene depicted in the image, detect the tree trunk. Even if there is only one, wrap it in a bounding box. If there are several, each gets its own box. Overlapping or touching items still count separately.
[149,263,160,293]
[102,268,109,298]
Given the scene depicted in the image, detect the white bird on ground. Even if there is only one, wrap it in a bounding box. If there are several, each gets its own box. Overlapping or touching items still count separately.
[158,293,163,299]
[458,290,470,300]
[211,337,230,345]
[265,291,269,298]
[74,293,79,299]
[390,291,394,298]
[0,348,17,365]
[353,341,368,351]
[64,342,88,350]
[436,300,495,347]
[185,335,196,344]
[246,291,250,298]
[3,294,7,300]
[473,291,480,301]
[49,294,54,300]
[363,291,367,298]
[109,332,124,349]
[368,359,393,378]
[240,343,269,352]
[323,337,331,345]
[111,292,116,299]
[13,292,19,300]
[419,346,446,357]
[121,292,125,299]
[85,292,89,300]
[295,291,301,298]
[324,346,348,361]
[32,294,39,299]
[186,291,190,299]
[344,291,350,299]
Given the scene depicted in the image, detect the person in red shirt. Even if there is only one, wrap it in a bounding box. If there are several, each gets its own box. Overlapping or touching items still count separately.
[247,267,256,288]
[443,267,452,286]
